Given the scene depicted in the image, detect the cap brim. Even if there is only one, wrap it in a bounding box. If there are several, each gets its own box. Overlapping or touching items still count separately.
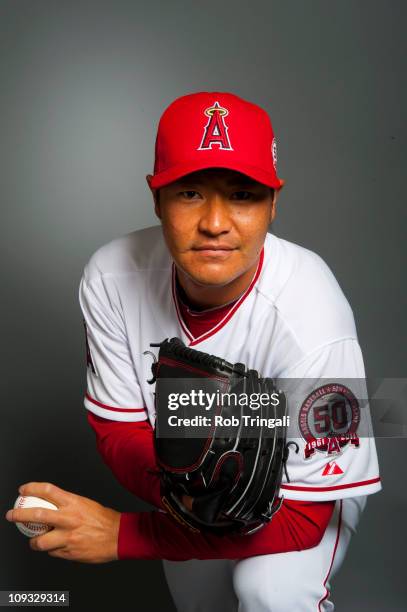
[149,159,284,190]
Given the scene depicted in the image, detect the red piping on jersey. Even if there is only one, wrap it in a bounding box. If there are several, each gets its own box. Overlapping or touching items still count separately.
[171,246,265,346]
[317,500,343,611]
[172,271,194,342]
[281,476,380,493]
[85,391,146,413]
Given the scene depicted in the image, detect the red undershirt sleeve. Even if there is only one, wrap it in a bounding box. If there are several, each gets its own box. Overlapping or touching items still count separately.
[118,499,336,561]
[86,411,163,510]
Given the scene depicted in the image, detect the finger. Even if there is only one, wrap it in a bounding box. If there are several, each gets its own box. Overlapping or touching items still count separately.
[47,547,72,560]
[29,529,69,553]
[18,482,76,507]
[5,507,72,529]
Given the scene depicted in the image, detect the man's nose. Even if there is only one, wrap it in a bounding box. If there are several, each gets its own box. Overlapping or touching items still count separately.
[197,195,232,235]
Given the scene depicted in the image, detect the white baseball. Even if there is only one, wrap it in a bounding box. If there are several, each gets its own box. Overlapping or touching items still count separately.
[14,495,58,538]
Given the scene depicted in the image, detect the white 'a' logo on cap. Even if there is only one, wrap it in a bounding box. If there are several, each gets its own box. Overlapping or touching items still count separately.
[198,101,233,151]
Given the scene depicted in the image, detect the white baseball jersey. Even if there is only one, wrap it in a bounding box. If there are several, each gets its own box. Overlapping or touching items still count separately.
[79,224,381,502]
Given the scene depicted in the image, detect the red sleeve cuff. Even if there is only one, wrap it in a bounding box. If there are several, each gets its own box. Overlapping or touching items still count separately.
[118,512,157,560]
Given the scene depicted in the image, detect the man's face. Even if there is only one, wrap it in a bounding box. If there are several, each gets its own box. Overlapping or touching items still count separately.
[147,168,278,287]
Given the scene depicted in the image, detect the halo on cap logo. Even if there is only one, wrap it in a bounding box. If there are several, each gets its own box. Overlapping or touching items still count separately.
[198,101,233,151]
[272,138,278,170]
[298,383,360,459]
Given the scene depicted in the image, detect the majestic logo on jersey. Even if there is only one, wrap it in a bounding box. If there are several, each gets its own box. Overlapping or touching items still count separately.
[83,319,96,374]
[198,101,233,151]
[298,383,360,458]
[322,461,344,476]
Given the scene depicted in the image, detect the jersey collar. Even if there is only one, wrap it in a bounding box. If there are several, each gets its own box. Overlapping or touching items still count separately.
[171,246,265,346]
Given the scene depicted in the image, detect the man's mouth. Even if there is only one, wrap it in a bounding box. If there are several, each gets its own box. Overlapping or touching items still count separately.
[192,244,237,258]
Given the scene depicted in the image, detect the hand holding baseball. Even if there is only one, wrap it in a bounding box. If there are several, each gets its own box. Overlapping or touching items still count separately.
[5,482,121,563]
[13,495,58,537]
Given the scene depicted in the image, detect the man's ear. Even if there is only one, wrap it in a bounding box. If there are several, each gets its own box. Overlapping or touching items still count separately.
[146,174,161,219]
[269,188,279,224]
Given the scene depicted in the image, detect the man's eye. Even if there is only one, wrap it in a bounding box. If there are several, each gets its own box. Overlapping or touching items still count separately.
[179,190,200,199]
[231,191,253,200]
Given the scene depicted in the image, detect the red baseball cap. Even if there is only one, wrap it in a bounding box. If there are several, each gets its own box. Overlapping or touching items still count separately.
[149,91,284,190]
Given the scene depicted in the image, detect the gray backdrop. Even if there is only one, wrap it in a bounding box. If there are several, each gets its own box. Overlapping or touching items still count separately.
[1,1,405,610]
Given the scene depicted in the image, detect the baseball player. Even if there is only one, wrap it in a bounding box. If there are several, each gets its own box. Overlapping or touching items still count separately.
[6,92,381,612]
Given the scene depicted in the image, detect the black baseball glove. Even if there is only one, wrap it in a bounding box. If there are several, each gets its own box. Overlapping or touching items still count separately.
[146,337,294,536]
